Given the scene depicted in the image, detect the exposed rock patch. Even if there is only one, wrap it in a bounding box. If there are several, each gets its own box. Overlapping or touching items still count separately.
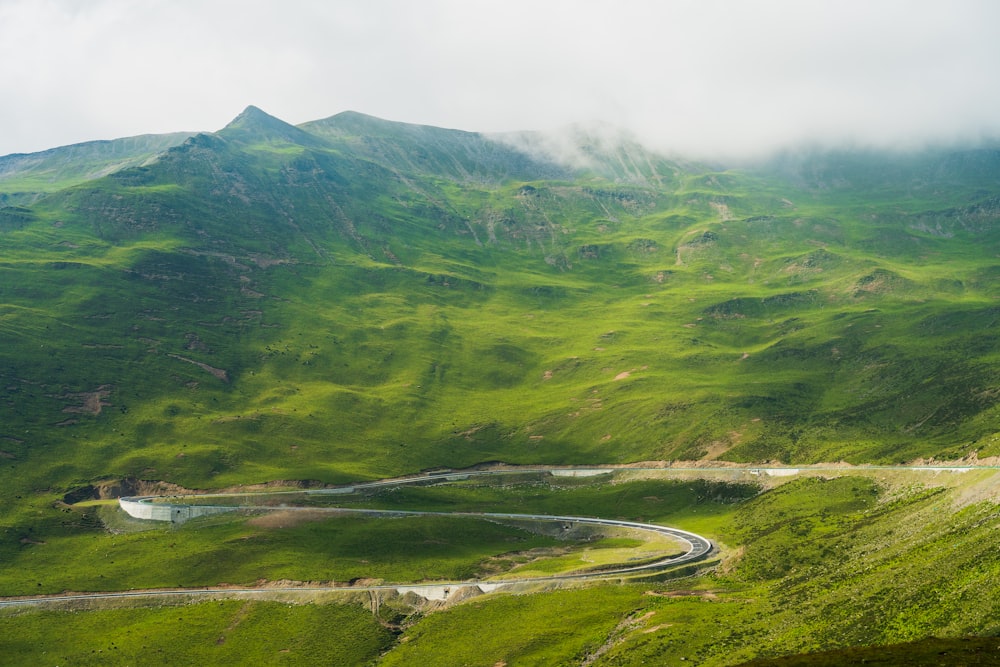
[167,353,229,382]
[60,385,113,415]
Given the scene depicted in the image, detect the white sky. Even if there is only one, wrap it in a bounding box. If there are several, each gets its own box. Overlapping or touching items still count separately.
[2,0,999,158]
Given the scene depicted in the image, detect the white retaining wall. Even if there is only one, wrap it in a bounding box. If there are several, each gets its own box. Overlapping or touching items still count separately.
[119,497,237,523]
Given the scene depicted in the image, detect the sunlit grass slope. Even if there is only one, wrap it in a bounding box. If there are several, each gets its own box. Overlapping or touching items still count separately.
[6,470,1000,666]
[0,108,999,575]
[0,600,394,666]
[374,471,1000,666]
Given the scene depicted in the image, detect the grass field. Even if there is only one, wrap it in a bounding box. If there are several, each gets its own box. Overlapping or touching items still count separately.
[0,600,394,666]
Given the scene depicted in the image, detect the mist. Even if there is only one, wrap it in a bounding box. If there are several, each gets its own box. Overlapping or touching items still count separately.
[2,0,999,159]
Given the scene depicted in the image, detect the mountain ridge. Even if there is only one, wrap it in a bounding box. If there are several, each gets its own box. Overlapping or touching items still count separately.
[0,131,196,205]
[6,106,999,194]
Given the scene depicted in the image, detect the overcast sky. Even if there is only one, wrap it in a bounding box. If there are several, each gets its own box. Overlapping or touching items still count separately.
[2,0,999,158]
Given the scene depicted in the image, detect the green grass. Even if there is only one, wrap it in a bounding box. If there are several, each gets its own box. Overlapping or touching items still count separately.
[369,471,1000,666]
[492,534,681,578]
[302,474,758,533]
[0,600,393,666]
[2,470,1000,665]
[0,132,194,204]
[378,585,645,667]
[0,510,565,596]
[1,475,750,596]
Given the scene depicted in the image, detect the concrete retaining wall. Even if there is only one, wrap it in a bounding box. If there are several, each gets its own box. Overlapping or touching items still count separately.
[749,468,801,477]
[395,582,504,601]
[551,469,612,477]
[119,497,237,524]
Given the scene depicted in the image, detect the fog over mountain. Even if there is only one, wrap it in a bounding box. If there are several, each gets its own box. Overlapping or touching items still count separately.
[2,0,999,159]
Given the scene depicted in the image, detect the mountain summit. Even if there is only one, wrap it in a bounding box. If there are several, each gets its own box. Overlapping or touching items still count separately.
[218,105,326,147]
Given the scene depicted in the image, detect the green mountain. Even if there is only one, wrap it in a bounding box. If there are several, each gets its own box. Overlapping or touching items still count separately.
[0,131,195,206]
[2,107,1000,665]
[2,106,999,493]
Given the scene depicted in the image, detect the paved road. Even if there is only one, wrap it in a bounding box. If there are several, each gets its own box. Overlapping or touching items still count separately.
[5,463,988,607]
[1,468,714,607]
[0,510,711,608]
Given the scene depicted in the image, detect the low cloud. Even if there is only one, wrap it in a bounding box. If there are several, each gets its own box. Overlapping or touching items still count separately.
[2,0,999,158]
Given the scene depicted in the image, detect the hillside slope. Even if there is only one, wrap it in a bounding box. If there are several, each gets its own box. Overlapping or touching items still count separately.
[2,107,1000,666]
[0,108,998,506]
[0,131,195,205]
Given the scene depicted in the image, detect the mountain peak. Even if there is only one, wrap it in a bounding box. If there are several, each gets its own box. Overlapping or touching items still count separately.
[219,105,324,147]
[228,105,276,124]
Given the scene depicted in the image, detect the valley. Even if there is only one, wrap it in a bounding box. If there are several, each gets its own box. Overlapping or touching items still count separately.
[1,107,999,664]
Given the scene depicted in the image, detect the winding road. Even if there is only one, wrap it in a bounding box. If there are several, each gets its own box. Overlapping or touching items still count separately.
[1,468,713,607]
[6,464,986,607]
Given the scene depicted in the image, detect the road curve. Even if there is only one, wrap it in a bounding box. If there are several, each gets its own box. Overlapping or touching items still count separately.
[2,463,990,608]
[1,469,713,607]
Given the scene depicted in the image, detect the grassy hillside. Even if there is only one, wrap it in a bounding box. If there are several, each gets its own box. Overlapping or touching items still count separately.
[4,468,1000,665]
[351,470,1000,666]
[0,132,194,206]
[1,108,999,663]
[1,109,998,502]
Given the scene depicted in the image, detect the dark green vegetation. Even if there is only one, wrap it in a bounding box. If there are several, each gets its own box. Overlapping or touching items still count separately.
[2,107,1000,663]
[738,635,1000,666]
